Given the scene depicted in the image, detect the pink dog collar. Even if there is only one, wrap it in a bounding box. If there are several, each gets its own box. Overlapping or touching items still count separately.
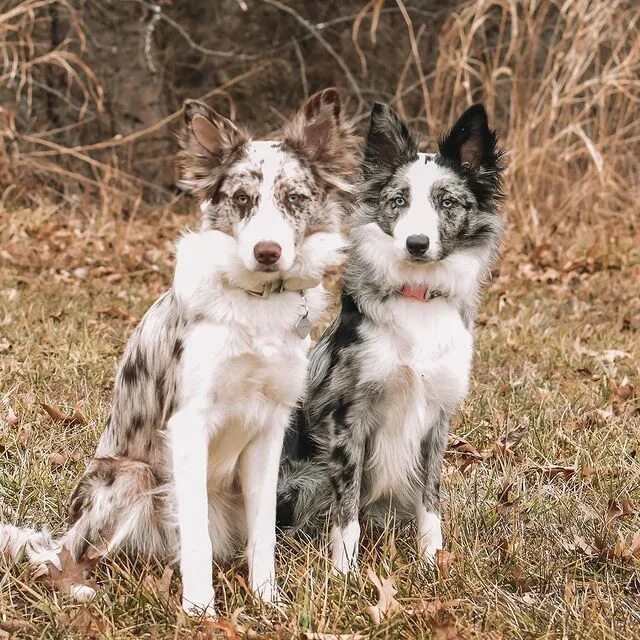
[399,284,444,301]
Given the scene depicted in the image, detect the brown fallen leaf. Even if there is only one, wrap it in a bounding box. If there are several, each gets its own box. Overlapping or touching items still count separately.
[0,619,35,635]
[5,406,18,427]
[496,536,518,560]
[491,423,528,456]
[145,565,174,603]
[364,568,402,624]
[613,381,633,403]
[448,434,483,459]
[573,535,598,558]
[420,598,467,640]
[200,617,240,640]
[17,423,32,445]
[40,403,86,426]
[447,434,486,474]
[435,549,455,577]
[496,482,520,514]
[49,451,69,467]
[58,606,110,639]
[581,464,599,486]
[35,546,99,598]
[595,531,640,563]
[506,566,536,593]
[540,464,576,479]
[607,495,636,521]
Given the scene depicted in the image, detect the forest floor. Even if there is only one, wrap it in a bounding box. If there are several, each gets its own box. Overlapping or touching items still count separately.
[1,198,639,639]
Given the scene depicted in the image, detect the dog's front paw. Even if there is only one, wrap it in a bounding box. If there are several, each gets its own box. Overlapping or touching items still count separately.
[331,556,359,576]
[331,520,360,576]
[68,582,97,602]
[181,586,215,618]
[416,510,443,563]
[252,576,281,604]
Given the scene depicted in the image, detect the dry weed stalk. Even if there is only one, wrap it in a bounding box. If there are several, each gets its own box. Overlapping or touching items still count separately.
[1,0,638,246]
[358,0,640,241]
[0,0,102,116]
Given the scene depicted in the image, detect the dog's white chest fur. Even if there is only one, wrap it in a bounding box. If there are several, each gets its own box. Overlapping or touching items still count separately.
[171,228,340,494]
[178,299,310,487]
[361,297,472,506]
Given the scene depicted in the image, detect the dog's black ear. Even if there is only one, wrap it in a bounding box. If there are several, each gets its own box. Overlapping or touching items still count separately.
[177,100,249,201]
[363,103,419,177]
[283,88,359,191]
[438,104,498,171]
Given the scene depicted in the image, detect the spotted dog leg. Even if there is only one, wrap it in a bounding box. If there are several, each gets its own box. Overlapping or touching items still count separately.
[416,410,449,561]
[328,413,366,574]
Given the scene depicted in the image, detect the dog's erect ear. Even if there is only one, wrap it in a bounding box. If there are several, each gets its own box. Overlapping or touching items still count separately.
[363,103,419,177]
[282,88,358,191]
[300,87,342,151]
[439,104,505,209]
[177,100,249,201]
[438,104,498,171]
[182,100,244,157]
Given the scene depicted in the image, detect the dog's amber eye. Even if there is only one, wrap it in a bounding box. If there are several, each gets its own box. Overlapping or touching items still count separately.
[234,192,249,205]
[393,195,406,207]
[442,198,454,208]
[288,193,300,204]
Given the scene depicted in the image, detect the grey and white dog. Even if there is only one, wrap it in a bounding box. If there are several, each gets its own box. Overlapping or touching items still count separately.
[0,88,357,616]
[278,102,505,572]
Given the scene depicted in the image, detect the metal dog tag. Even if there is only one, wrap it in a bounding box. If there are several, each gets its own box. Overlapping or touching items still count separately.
[295,312,312,339]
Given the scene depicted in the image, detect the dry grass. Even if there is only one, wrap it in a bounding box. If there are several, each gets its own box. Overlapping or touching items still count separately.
[1,187,638,640]
[1,0,640,638]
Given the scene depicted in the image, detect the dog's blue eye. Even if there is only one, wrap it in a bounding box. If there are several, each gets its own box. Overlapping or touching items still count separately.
[393,196,406,207]
[442,198,454,208]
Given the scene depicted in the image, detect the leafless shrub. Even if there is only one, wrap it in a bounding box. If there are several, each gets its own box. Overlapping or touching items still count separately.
[354,0,640,242]
[1,0,638,247]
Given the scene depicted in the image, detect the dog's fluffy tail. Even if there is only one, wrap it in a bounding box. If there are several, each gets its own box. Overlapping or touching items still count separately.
[276,458,332,531]
[0,523,59,568]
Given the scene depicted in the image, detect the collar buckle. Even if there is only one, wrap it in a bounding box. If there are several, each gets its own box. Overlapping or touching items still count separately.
[260,279,285,299]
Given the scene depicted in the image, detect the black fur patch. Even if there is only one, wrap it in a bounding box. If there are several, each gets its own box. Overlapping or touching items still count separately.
[363,102,419,180]
[328,293,363,369]
[120,348,148,386]
[130,413,143,434]
[172,339,184,361]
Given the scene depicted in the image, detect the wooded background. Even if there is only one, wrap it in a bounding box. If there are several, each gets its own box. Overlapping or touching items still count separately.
[1,0,638,241]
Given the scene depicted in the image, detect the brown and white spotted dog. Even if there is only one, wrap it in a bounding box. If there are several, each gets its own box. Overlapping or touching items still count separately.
[0,88,358,617]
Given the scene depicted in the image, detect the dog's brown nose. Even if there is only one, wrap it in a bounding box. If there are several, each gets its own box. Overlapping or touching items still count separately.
[253,241,282,266]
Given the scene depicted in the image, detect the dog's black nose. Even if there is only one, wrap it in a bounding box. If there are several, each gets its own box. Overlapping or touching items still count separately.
[254,241,282,265]
[406,234,430,256]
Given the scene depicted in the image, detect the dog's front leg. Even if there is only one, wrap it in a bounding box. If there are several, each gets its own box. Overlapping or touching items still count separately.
[169,409,215,617]
[239,411,287,603]
[329,429,365,574]
[416,410,449,562]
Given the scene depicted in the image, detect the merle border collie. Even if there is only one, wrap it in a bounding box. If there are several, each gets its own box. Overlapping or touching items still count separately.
[0,88,357,616]
[278,102,505,573]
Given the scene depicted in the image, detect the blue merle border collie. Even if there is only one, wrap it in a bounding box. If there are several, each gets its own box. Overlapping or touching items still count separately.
[0,88,357,616]
[278,102,505,573]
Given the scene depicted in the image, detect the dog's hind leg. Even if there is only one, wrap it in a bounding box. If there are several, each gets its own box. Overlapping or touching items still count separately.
[29,456,173,600]
[416,410,449,562]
